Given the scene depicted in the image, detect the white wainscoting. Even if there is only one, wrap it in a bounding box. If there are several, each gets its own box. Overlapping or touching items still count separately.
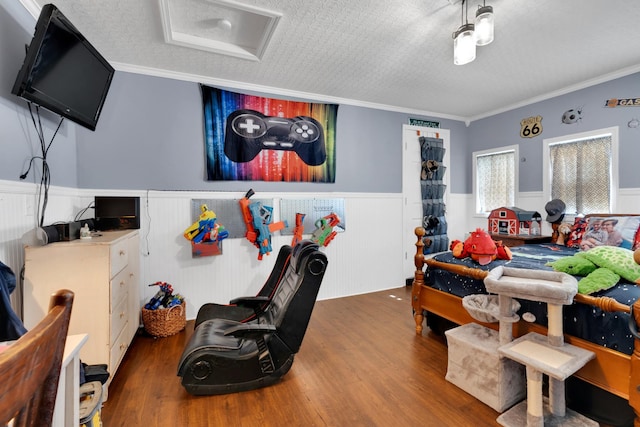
[3,180,637,321]
[0,181,406,321]
[0,180,85,317]
[138,190,405,320]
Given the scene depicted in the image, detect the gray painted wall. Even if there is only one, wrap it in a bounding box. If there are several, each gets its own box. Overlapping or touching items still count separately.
[467,73,640,193]
[2,1,638,196]
[74,71,466,193]
[1,0,467,194]
[1,1,77,188]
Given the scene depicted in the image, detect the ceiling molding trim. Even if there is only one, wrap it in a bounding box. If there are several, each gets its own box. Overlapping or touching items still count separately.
[112,62,468,123]
[469,63,640,123]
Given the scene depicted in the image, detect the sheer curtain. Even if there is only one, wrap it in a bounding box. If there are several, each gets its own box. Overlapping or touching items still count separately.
[477,151,515,213]
[549,136,611,214]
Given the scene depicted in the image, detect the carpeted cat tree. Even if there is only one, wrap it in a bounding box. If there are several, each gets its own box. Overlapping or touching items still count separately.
[447,266,599,426]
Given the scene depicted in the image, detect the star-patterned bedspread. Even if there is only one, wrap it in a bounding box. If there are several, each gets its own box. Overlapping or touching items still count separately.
[425,243,638,355]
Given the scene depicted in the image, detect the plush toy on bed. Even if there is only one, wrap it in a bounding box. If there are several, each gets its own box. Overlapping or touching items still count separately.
[546,245,640,294]
[450,228,512,266]
[554,222,573,245]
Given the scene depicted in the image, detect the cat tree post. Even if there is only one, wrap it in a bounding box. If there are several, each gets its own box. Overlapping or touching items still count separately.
[484,266,597,427]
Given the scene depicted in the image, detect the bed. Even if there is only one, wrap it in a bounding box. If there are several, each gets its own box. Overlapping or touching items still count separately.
[410,214,640,425]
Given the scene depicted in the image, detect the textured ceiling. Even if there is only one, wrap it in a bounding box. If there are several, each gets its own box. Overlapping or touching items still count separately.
[17,0,640,122]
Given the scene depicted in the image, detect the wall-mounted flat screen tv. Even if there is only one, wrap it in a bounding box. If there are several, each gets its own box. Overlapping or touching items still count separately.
[12,3,114,131]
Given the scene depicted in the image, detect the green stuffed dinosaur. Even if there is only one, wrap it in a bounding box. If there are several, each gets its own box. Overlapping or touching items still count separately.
[546,246,640,294]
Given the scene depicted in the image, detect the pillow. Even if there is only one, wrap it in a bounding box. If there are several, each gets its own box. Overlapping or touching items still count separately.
[580,216,640,250]
[546,255,597,276]
[578,268,620,295]
[576,246,640,284]
[566,217,588,248]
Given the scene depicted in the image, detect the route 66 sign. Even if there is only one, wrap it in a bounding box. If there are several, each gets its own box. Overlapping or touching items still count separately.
[520,115,543,138]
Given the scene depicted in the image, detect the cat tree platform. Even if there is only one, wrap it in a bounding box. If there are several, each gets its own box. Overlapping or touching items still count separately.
[484,266,598,427]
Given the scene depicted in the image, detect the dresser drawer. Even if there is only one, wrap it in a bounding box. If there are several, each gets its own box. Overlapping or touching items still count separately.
[110,325,130,374]
[110,267,129,311]
[110,294,129,345]
[110,238,129,277]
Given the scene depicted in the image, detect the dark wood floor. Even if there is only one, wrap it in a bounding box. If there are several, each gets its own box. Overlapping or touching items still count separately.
[100,286,503,426]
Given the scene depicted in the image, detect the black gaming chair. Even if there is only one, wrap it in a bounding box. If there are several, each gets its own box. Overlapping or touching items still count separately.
[177,240,328,395]
[193,244,294,328]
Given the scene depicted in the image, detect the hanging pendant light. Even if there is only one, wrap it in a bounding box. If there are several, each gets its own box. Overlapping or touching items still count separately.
[453,23,476,65]
[453,0,475,65]
[475,3,494,46]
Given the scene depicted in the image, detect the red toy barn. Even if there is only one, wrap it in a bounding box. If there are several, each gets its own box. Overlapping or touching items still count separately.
[488,207,542,236]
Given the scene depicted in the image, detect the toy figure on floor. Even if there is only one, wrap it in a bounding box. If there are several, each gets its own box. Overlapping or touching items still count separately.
[183,204,229,244]
[450,228,512,266]
[239,189,287,260]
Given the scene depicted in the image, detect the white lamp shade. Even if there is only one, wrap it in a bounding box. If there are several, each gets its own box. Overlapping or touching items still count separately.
[475,6,494,46]
[454,24,476,65]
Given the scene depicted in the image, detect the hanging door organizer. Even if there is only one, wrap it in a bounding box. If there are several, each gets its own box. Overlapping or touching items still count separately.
[419,136,447,253]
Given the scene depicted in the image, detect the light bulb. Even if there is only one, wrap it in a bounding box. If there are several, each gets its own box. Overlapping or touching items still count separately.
[475,6,494,46]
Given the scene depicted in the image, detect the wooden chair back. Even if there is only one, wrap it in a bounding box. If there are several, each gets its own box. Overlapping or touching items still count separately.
[0,289,74,427]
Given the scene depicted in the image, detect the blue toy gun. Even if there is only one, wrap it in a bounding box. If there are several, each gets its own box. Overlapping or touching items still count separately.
[248,202,287,260]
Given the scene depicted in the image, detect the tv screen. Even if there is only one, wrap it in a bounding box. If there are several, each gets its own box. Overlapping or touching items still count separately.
[12,4,114,131]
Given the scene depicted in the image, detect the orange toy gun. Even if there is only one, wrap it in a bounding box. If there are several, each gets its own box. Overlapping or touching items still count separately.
[239,189,258,246]
[291,213,306,246]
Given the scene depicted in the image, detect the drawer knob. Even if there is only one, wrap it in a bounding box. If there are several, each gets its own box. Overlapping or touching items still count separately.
[120,311,125,318]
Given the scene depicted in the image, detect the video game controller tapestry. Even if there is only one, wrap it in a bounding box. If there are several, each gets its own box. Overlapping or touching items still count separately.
[202,85,338,182]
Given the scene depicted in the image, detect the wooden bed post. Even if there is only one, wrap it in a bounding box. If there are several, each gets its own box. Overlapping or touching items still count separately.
[412,227,426,335]
[630,299,640,427]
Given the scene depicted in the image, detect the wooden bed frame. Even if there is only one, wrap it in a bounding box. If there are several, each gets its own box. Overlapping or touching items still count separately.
[410,225,640,426]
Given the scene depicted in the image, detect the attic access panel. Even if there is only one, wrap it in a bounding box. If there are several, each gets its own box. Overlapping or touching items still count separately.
[159,0,281,61]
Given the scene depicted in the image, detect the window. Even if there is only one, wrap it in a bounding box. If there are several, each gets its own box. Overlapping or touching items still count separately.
[543,127,618,215]
[473,145,518,214]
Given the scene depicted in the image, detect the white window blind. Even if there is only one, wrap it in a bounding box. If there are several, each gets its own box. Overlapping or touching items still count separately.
[475,149,516,214]
[549,135,612,214]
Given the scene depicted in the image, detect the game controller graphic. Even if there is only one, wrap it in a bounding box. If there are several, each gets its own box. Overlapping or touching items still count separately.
[224,109,327,166]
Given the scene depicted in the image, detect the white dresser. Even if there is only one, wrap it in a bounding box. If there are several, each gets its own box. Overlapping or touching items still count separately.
[23,230,140,393]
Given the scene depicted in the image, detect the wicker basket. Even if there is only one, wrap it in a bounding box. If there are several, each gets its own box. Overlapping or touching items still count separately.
[141,301,186,337]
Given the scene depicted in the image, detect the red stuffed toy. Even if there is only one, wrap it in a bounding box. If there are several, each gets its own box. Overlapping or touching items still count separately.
[450,228,512,266]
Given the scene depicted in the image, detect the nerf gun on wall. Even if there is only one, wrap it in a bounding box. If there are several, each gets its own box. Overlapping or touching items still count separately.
[311,213,341,247]
[291,213,306,246]
[239,189,258,245]
[248,202,287,260]
[239,189,287,260]
[183,204,229,243]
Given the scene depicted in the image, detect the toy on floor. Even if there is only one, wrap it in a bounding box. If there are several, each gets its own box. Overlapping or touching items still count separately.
[450,228,512,265]
[311,213,341,247]
[183,204,229,244]
[144,282,184,310]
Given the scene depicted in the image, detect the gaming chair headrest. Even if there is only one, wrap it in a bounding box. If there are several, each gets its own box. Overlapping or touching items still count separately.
[291,240,320,272]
